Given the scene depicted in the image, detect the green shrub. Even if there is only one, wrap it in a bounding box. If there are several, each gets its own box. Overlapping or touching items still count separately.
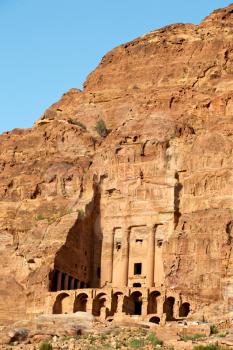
[68,118,87,130]
[39,342,53,350]
[147,332,163,346]
[77,209,85,218]
[193,345,222,350]
[100,333,108,340]
[35,214,46,221]
[66,208,73,214]
[218,332,227,337]
[88,335,97,343]
[95,119,109,137]
[180,333,205,342]
[210,324,218,335]
[128,338,145,348]
[47,212,62,224]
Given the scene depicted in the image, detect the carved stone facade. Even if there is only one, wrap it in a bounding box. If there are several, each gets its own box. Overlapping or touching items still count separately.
[45,158,192,323]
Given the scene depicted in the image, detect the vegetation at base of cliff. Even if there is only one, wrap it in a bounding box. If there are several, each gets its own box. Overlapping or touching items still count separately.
[57,329,163,349]
[147,332,163,346]
[127,338,145,348]
[126,332,163,348]
[180,333,205,342]
[95,119,110,137]
[67,118,87,130]
[193,345,229,350]
[39,341,53,350]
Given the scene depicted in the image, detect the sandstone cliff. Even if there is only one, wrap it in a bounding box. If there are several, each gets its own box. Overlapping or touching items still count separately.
[1,4,233,324]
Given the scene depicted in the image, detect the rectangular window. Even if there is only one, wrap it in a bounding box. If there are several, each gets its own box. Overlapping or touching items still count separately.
[134,263,142,275]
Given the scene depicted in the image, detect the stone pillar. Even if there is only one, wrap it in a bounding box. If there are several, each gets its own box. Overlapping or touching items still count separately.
[157,296,164,317]
[174,300,180,319]
[147,225,155,287]
[117,294,125,314]
[100,231,114,287]
[121,227,130,287]
[57,271,62,291]
[100,306,107,321]
[86,298,93,313]
[105,295,112,312]
[141,297,148,316]
[64,274,69,290]
[70,278,75,290]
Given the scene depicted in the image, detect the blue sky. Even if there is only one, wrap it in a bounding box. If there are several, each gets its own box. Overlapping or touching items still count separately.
[0,0,231,133]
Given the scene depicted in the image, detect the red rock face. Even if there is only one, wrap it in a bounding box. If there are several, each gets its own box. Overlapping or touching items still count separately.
[1,4,233,324]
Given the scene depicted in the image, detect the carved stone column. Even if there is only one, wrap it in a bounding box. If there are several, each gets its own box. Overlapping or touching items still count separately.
[86,298,93,313]
[173,300,180,319]
[141,297,148,316]
[117,294,125,314]
[157,296,164,317]
[57,271,62,291]
[64,274,69,290]
[121,227,130,287]
[70,278,75,290]
[147,225,155,287]
[100,231,114,287]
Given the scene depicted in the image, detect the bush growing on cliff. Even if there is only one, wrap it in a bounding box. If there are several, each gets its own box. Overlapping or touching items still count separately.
[68,118,87,130]
[218,331,227,337]
[210,324,218,334]
[35,214,46,221]
[95,119,109,137]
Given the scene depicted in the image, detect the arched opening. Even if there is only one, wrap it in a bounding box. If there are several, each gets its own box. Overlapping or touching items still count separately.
[148,291,161,314]
[179,302,190,317]
[73,293,88,312]
[53,293,70,314]
[123,291,142,315]
[110,292,123,315]
[149,316,160,324]
[92,293,106,316]
[163,296,175,321]
[133,283,141,287]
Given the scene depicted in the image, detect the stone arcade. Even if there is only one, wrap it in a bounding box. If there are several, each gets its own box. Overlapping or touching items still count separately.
[47,287,190,324]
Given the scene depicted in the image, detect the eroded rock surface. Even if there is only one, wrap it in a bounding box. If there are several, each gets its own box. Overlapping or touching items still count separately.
[1,4,233,325]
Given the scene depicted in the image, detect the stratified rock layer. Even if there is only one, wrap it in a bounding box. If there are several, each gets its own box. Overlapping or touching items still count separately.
[1,4,233,324]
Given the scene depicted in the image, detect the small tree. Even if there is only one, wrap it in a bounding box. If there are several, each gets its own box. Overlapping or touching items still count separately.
[67,118,86,130]
[210,324,218,335]
[95,119,109,137]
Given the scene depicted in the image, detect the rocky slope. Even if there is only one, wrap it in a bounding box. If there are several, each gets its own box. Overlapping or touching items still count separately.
[1,4,233,324]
